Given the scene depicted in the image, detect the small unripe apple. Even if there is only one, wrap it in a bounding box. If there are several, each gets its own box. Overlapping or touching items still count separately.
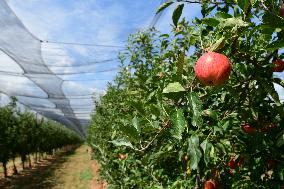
[183,154,189,161]
[118,153,127,160]
[272,59,284,72]
[195,52,231,86]
[203,109,215,117]
[241,124,257,135]
[175,26,182,32]
[159,72,165,78]
[204,179,217,189]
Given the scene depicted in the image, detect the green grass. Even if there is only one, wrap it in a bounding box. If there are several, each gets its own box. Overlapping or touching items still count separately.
[79,169,93,181]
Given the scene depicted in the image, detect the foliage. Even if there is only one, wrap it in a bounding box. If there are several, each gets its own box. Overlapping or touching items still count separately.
[88,0,284,188]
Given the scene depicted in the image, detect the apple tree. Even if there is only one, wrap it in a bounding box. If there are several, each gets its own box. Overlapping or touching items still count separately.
[88,0,284,188]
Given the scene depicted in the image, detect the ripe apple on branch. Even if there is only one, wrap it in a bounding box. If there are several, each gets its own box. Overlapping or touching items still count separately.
[194,52,231,86]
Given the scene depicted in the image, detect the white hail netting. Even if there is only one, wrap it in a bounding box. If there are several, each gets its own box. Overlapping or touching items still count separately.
[0,1,84,135]
[0,0,166,136]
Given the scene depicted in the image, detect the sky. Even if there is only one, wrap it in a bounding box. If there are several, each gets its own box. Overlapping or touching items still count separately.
[1,0,194,127]
[0,0,283,131]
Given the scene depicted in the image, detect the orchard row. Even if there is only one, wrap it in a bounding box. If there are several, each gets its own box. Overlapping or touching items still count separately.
[0,97,83,178]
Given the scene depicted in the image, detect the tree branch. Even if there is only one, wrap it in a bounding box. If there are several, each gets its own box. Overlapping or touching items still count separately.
[177,0,229,5]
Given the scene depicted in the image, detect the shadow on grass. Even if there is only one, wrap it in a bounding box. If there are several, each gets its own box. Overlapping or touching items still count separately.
[0,150,76,189]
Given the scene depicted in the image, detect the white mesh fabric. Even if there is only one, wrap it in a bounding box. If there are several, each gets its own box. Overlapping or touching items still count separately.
[0,1,85,136]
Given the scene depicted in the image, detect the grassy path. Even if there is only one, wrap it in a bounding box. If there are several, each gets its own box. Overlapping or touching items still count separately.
[0,145,106,189]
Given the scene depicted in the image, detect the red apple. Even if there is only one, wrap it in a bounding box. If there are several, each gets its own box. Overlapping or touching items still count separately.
[227,157,236,169]
[204,179,217,189]
[195,52,231,86]
[272,59,284,72]
[241,124,257,135]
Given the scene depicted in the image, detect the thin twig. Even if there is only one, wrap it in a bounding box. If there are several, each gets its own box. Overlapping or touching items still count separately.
[260,0,269,11]
[138,121,169,152]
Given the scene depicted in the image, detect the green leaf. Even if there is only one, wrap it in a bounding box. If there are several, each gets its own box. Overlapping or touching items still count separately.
[187,92,203,127]
[221,120,230,131]
[143,121,160,132]
[273,78,284,88]
[203,109,218,121]
[267,39,284,51]
[238,0,250,12]
[220,18,249,28]
[120,123,140,143]
[201,3,216,17]
[132,116,141,134]
[200,140,213,166]
[279,169,284,181]
[177,51,185,78]
[170,108,186,140]
[156,1,174,14]
[202,18,220,26]
[163,82,185,93]
[208,36,225,51]
[214,125,223,135]
[109,139,134,149]
[172,4,184,27]
[261,82,281,105]
[129,101,145,116]
[188,135,202,170]
[250,0,258,6]
[215,12,232,19]
[216,142,226,154]
[148,104,160,117]
[276,132,284,147]
[91,144,105,156]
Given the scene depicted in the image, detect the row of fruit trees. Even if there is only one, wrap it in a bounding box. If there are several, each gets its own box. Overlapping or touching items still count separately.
[88,0,284,188]
[0,97,83,178]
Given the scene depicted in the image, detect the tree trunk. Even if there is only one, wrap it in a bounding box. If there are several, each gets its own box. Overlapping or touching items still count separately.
[22,160,25,169]
[2,162,7,178]
[21,155,25,169]
[13,157,18,174]
[28,155,32,167]
[35,152,38,163]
